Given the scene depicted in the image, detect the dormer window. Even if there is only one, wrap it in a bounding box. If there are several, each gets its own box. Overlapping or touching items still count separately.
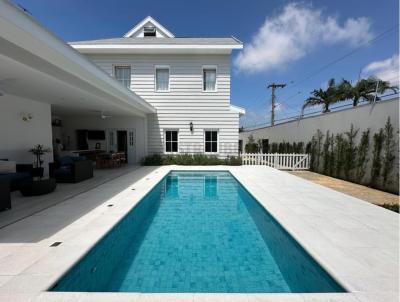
[143,26,156,37]
[123,16,175,38]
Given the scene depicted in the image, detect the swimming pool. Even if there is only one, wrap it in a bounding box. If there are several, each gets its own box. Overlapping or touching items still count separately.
[51,171,344,293]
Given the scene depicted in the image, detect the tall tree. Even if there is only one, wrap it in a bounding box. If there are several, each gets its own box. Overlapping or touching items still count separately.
[302,78,349,114]
[347,77,398,106]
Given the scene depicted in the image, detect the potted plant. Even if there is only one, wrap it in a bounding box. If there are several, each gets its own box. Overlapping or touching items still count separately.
[29,145,52,178]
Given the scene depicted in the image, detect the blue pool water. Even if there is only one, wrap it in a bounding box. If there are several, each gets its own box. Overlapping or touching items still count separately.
[51,171,344,293]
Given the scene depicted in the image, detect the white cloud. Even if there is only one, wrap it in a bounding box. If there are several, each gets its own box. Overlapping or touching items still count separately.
[240,109,266,127]
[362,54,399,85]
[234,3,373,73]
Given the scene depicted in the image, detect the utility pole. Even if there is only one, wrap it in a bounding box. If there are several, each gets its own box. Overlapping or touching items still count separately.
[267,83,286,126]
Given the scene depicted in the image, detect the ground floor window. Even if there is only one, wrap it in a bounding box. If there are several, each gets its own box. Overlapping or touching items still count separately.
[165,130,178,153]
[205,130,218,153]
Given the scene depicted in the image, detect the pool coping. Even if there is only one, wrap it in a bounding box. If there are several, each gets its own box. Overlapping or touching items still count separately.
[0,166,398,302]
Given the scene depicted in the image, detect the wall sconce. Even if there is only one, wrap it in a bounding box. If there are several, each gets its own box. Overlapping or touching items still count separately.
[189,122,193,132]
[20,112,33,122]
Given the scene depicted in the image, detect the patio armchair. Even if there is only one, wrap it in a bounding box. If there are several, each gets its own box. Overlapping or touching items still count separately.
[0,161,33,211]
[0,178,11,211]
[0,161,33,191]
[49,156,93,183]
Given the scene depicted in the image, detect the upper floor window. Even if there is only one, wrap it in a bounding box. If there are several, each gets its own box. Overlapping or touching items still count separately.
[205,130,218,153]
[203,68,216,91]
[165,130,178,153]
[114,66,131,89]
[155,67,170,92]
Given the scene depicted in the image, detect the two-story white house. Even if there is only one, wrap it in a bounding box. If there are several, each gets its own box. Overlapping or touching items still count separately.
[69,16,244,159]
[0,2,244,171]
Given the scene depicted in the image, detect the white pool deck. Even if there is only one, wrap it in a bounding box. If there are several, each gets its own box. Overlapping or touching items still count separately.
[0,166,398,302]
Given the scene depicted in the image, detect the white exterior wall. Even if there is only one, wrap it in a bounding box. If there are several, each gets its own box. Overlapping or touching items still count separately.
[239,99,399,145]
[0,95,53,175]
[60,115,147,163]
[86,54,240,158]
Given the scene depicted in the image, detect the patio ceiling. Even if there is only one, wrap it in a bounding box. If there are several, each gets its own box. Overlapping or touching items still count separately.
[0,1,155,118]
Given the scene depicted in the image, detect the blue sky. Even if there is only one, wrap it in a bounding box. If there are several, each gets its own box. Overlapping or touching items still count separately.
[15,0,399,127]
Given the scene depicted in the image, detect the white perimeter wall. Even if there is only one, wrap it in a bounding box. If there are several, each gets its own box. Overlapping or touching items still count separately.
[60,115,147,163]
[0,95,53,175]
[240,98,399,148]
[240,99,399,192]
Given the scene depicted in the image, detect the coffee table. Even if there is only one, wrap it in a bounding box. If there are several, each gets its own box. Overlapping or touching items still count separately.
[20,178,57,196]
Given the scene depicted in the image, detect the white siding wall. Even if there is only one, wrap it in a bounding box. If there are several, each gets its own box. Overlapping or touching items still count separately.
[86,54,239,158]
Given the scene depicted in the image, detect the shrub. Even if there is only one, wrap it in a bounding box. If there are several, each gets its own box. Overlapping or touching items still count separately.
[270,142,278,153]
[379,203,399,213]
[293,142,305,154]
[315,129,324,171]
[371,129,384,187]
[140,154,163,165]
[322,130,331,175]
[224,155,242,166]
[382,117,396,188]
[334,134,346,178]
[140,154,242,166]
[328,133,335,176]
[355,129,370,182]
[307,136,318,171]
[245,135,259,153]
[344,124,359,180]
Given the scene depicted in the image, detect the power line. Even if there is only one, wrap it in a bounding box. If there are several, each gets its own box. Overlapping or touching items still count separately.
[242,92,399,129]
[247,24,399,128]
[279,24,399,99]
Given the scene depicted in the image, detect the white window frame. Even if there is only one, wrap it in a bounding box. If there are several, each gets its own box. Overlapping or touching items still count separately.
[202,65,217,92]
[155,65,170,92]
[112,64,132,89]
[204,129,219,154]
[164,129,179,154]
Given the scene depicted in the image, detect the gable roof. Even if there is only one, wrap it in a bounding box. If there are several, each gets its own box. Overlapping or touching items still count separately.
[70,37,241,46]
[69,37,243,54]
[123,16,175,38]
[69,16,243,54]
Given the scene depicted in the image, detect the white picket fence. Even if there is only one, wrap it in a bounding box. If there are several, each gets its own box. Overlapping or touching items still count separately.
[240,153,310,170]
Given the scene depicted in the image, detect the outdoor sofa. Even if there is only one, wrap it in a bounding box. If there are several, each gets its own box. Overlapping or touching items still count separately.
[49,156,93,183]
[0,160,34,210]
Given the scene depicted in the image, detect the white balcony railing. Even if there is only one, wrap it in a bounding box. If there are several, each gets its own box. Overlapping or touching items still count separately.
[241,153,310,170]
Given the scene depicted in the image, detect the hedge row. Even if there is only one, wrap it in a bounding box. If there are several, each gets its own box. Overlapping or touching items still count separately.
[246,117,397,194]
[141,154,242,166]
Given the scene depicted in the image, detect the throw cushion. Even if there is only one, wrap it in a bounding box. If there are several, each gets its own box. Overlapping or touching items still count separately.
[0,161,16,173]
[71,156,87,162]
[58,156,74,167]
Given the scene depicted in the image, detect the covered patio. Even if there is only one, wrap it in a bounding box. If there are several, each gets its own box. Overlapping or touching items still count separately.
[0,0,155,175]
[0,1,156,216]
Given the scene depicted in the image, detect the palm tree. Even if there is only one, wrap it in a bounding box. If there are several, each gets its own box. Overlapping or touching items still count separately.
[348,77,398,107]
[302,78,349,115]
